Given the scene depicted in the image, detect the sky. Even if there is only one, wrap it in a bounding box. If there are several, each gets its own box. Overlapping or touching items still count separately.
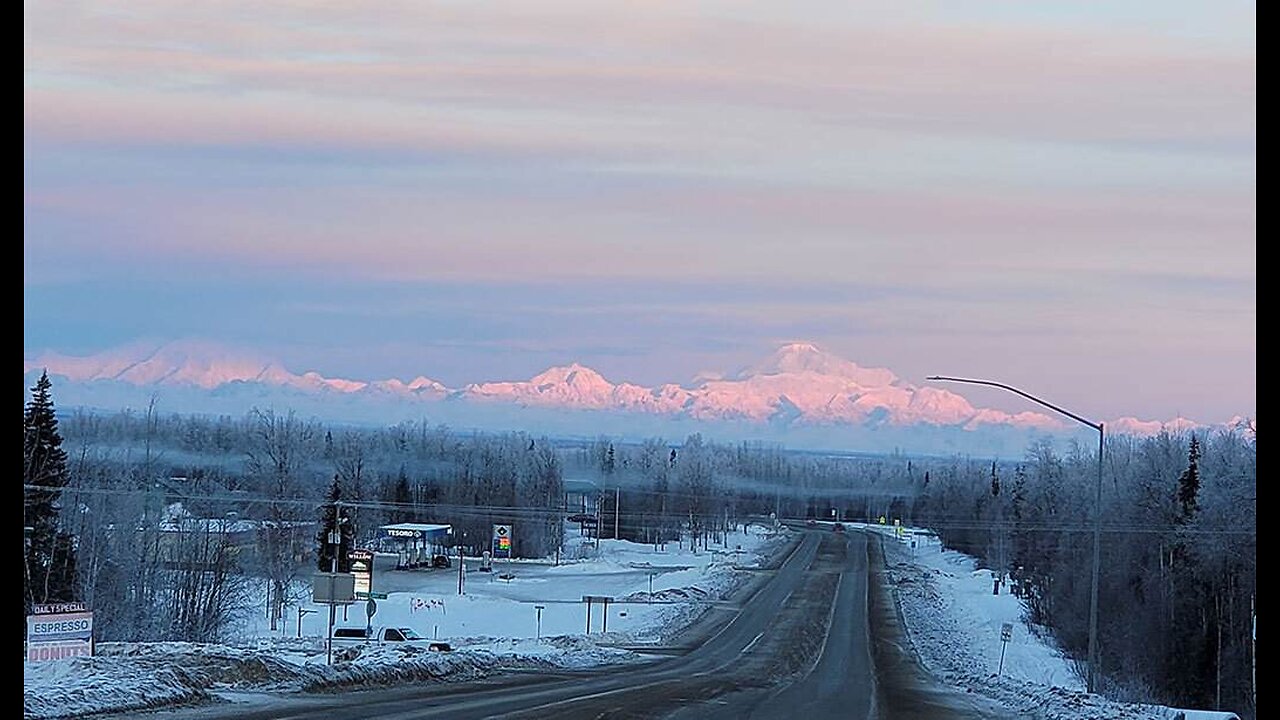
[24,1,1255,423]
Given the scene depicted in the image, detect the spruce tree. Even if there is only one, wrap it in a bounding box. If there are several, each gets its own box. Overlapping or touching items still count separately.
[1177,435,1202,519]
[392,467,412,523]
[316,476,355,572]
[24,371,77,610]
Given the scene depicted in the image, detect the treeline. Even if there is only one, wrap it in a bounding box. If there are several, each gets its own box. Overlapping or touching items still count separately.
[916,431,1256,714]
[558,435,922,549]
[57,405,571,639]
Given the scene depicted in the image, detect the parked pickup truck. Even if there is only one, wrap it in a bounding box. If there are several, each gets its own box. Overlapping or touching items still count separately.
[331,625,452,651]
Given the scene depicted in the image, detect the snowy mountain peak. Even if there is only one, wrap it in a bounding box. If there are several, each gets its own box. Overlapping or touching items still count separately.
[24,339,283,390]
[529,363,612,389]
[24,339,367,393]
[407,376,445,392]
[23,340,1213,441]
[737,341,898,387]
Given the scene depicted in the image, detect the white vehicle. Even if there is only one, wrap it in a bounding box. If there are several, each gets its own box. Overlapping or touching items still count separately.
[331,625,452,651]
[332,625,422,644]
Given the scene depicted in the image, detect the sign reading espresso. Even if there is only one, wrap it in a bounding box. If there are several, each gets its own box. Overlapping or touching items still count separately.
[27,604,94,662]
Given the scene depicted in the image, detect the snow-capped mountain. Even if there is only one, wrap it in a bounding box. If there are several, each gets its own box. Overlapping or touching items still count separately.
[22,340,1209,445]
[23,340,381,395]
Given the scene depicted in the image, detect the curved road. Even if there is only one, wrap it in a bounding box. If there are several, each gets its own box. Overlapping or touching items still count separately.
[147,531,991,720]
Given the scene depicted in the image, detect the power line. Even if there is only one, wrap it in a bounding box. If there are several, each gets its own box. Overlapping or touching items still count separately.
[28,484,1257,537]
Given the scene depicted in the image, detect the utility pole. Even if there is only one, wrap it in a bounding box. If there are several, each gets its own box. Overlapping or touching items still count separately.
[325,509,341,666]
[594,495,602,549]
[928,375,1107,694]
[614,487,621,541]
[457,542,464,595]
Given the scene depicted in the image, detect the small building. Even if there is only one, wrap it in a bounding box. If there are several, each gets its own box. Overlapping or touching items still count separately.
[563,477,601,515]
[375,523,453,569]
[152,503,313,569]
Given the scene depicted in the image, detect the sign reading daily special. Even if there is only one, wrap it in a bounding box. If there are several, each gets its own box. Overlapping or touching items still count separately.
[27,602,93,662]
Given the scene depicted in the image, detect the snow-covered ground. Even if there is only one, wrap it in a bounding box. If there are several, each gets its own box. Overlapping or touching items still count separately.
[248,524,781,645]
[23,637,629,720]
[866,523,1168,720]
[24,524,787,719]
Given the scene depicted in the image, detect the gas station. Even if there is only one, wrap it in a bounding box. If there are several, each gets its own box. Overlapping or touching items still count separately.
[375,523,453,569]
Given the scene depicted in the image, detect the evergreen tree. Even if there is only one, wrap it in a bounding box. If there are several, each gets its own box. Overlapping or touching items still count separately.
[603,443,616,475]
[990,462,1000,497]
[24,371,78,610]
[315,476,355,572]
[391,466,413,523]
[1176,435,1202,519]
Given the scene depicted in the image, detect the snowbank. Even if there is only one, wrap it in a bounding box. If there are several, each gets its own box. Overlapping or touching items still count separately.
[23,637,636,720]
[869,524,1166,720]
[25,524,788,719]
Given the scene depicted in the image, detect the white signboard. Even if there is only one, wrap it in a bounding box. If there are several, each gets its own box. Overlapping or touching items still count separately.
[27,604,93,662]
[349,549,374,598]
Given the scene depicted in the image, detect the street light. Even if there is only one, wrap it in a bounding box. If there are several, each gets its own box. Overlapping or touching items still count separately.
[926,375,1105,694]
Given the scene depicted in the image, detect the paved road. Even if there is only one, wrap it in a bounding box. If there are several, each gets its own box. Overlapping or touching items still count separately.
[746,530,873,718]
[145,531,990,720]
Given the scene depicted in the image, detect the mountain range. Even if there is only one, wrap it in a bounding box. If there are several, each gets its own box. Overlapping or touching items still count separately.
[23,340,1211,452]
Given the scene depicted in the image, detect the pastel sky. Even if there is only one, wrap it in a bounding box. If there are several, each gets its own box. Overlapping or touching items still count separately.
[24,1,1255,422]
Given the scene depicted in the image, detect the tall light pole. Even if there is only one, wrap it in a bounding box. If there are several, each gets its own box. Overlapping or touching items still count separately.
[926,375,1105,694]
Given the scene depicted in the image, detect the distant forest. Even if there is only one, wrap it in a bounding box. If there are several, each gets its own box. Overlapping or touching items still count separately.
[26,379,1255,714]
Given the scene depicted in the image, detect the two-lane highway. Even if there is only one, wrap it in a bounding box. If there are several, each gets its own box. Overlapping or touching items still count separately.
[145,530,991,720]
[149,532,826,720]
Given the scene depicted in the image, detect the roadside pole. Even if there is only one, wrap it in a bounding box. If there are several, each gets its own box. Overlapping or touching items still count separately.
[535,605,545,640]
[297,607,316,638]
[457,544,465,595]
[998,622,1013,676]
[614,487,621,540]
[326,522,341,666]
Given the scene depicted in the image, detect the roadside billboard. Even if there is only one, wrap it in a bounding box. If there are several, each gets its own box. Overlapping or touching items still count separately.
[349,549,374,599]
[27,602,93,662]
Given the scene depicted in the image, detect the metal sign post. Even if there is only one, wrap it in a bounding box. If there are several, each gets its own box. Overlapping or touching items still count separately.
[365,598,378,634]
[583,595,613,635]
[313,572,356,666]
[998,622,1013,676]
[535,605,545,640]
[297,607,317,638]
